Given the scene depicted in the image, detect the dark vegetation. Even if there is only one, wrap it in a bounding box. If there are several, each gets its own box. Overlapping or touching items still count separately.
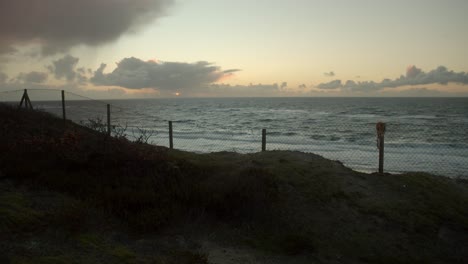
[0,103,467,263]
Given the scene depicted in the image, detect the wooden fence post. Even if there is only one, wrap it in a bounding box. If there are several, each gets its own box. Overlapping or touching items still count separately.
[378,135,384,173]
[19,89,26,108]
[169,121,173,149]
[376,122,386,174]
[107,104,111,136]
[19,89,33,109]
[61,90,66,121]
[262,128,266,152]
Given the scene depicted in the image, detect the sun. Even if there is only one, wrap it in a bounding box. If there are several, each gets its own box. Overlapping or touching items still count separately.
[175,92,180,96]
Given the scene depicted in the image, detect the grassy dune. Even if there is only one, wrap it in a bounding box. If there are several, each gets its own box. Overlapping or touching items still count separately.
[0,103,467,263]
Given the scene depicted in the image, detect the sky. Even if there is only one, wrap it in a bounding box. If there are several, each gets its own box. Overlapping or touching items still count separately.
[0,0,468,98]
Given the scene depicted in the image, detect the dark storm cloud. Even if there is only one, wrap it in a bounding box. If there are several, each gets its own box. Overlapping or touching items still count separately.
[16,71,48,84]
[0,45,16,55]
[324,71,335,77]
[316,66,468,92]
[0,0,173,55]
[91,57,240,90]
[47,55,81,82]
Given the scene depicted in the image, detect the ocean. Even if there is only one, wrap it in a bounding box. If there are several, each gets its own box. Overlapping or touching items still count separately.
[28,97,468,178]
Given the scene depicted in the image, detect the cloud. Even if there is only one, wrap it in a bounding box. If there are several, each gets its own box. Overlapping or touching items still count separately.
[91,57,240,91]
[324,71,335,77]
[223,69,242,74]
[77,67,86,75]
[316,65,468,92]
[0,72,7,83]
[316,79,342,89]
[47,55,84,82]
[406,65,422,78]
[0,0,173,55]
[16,71,48,84]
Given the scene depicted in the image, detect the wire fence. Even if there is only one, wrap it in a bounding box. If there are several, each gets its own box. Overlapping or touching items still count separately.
[1,89,467,178]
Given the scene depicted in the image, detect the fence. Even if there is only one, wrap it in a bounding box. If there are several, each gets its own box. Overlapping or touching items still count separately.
[1,89,467,178]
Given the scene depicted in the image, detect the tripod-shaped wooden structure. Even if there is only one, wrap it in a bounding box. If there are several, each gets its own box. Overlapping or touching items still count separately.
[18,89,33,109]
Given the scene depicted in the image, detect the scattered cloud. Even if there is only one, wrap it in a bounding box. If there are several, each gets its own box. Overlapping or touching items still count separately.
[280,82,288,89]
[2,58,467,98]
[316,65,468,92]
[77,67,87,75]
[317,79,342,90]
[324,71,335,77]
[91,57,240,91]
[16,71,48,84]
[0,0,174,55]
[405,65,422,79]
[47,55,87,83]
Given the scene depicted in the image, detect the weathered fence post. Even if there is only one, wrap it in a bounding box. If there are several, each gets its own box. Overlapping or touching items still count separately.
[19,89,25,108]
[107,104,111,136]
[19,89,33,109]
[169,121,173,149]
[376,122,386,174]
[262,128,266,152]
[61,90,66,121]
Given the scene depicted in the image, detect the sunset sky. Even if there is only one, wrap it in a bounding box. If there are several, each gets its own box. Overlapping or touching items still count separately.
[1,0,468,98]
